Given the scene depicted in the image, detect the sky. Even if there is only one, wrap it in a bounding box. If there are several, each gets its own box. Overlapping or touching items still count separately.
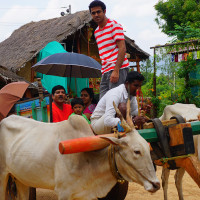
[0,0,171,56]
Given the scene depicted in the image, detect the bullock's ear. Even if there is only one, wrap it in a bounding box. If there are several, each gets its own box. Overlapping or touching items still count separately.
[100,136,121,145]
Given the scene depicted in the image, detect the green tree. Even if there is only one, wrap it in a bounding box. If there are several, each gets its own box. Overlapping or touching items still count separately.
[169,23,200,41]
[155,0,200,37]
[176,55,200,105]
[140,59,153,84]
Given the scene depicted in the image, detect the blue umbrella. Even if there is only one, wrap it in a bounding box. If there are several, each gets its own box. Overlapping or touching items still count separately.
[32,52,102,79]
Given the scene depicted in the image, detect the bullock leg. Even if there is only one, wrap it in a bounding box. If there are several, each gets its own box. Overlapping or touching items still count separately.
[98,181,128,200]
[161,167,170,200]
[174,168,185,200]
[29,187,36,200]
[0,172,9,200]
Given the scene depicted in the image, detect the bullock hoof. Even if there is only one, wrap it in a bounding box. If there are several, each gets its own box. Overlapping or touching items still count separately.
[98,181,129,200]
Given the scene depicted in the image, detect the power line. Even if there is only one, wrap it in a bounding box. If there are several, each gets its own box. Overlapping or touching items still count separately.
[0,7,61,10]
[0,24,23,27]
[0,22,24,24]
[0,22,27,26]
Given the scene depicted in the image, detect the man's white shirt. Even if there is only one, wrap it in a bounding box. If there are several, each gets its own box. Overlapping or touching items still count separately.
[91,84,138,127]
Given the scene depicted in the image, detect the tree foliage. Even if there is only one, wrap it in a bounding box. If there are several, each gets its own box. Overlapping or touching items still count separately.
[140,55,200,117]
[169,23,200,41]
[176,56,200,106]
[155,0,200,37]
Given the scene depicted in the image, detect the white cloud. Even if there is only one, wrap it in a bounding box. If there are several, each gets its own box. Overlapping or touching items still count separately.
[110,0,155,19]
[0,5,39,42]
[138,29,166,42]
[37,0,66,20]
[1,5,39,23]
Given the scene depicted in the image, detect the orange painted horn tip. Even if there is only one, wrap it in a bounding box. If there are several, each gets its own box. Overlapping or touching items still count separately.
[59,142,65,154]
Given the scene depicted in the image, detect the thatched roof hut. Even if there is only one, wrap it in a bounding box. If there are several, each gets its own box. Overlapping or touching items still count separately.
[0,66,26,83]
[0,65,26,88]
[0,65,38,97]
[0,10,149,74]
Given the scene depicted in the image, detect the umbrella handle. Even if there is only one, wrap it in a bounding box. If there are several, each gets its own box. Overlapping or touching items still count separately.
[68,65,72,96]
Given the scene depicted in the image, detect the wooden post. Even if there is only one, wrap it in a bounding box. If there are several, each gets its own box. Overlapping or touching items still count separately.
[41,99,48,122]
[37,78,43,105]
[31,101,37,120]
[136,56,141,73]
[153,47,157,118]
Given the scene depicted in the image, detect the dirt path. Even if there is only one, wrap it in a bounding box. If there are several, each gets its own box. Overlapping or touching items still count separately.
[37,167,199,200]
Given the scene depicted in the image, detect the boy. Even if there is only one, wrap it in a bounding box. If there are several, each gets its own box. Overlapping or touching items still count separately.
[69,98,91,124]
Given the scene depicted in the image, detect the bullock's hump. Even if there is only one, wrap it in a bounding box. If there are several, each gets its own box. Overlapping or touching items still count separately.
[68,115,93,135]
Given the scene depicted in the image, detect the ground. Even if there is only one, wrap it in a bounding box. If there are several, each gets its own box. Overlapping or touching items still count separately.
[36,166,199,200]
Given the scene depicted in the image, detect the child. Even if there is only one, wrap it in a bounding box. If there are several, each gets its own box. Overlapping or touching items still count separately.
[69,98,91,124]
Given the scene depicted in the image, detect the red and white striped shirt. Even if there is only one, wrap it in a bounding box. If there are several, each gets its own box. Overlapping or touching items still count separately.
[94,19,129,75]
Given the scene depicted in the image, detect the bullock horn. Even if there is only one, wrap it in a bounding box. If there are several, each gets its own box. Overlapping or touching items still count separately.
[126,84,135,129]
[113,102,132,133]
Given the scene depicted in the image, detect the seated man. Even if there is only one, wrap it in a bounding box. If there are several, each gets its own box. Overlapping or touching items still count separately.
[51,85,73,122]
[91,71,146,134]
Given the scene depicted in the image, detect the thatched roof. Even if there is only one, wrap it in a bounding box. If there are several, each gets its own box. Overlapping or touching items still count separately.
[0,66,26,82]
[0,10,149,72]
[0,66,37,90]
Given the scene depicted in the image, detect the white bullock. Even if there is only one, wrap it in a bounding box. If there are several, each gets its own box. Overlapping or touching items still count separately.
[159,103,200,200]
[0,114,160,200]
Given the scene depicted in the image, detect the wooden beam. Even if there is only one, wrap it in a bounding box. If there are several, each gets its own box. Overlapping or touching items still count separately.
[143,119,179,129]
[150,39,200,49]
[136,56,140,72]
[138,121,200,142]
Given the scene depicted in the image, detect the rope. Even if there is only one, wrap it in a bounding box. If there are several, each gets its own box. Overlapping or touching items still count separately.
[108,145,125,184]
[158,154,192,164]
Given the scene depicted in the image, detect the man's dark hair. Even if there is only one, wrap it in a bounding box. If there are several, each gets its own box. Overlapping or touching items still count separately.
[71,98,84,108]
[89,0,106,12]
[51,85,66,95]
[125,71,145,83]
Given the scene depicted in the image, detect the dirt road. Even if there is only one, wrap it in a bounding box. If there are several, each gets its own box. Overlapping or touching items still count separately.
[37,166,199,200]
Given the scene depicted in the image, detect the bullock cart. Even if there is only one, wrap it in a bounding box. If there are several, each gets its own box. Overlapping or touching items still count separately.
[60,116,200,188]
[6,98,200,199]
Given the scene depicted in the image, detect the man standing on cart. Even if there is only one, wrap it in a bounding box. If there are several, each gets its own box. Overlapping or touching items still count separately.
[89,0,129,99]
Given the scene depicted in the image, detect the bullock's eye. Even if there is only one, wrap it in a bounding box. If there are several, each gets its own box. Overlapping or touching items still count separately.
[134,150,141,155]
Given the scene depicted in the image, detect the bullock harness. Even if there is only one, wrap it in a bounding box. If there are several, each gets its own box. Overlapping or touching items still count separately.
[108,144,125,184]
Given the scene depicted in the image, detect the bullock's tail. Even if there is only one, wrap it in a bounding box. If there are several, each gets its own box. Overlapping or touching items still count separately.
[7,176,17,199]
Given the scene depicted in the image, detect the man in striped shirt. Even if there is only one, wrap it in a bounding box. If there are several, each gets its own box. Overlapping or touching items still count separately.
[89,0,130,99]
